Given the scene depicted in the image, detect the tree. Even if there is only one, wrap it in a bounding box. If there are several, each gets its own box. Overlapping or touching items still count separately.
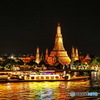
[26,60,37,66]
[17,59,24,65]
[90,57,100,67]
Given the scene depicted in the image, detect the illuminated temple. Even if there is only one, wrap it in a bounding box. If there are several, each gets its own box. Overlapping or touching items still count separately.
[47,23,71,65]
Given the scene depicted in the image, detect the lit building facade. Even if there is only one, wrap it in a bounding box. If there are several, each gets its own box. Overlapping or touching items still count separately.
[47,23,71,65]
[71,46,79,63]
[35,47,40,64]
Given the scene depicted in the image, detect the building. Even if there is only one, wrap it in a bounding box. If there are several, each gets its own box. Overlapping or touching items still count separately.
[71,46,79,63]
[47,23,71,65]
[35,47,40,64]
[82,54,91,64]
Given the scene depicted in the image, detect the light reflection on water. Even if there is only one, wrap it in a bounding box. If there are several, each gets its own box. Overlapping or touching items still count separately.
[0,72,100,100]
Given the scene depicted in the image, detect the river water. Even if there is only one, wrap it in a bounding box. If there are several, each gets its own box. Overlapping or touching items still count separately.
[0,72,100,100]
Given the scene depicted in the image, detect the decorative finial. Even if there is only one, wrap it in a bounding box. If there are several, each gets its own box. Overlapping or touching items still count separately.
[58,22,60,26]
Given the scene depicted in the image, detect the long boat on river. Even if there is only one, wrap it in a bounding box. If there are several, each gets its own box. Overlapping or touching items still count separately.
[0,70,90,82]
[0,74,89,83]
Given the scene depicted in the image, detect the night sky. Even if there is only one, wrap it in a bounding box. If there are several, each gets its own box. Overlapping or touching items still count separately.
[0,1,100,57]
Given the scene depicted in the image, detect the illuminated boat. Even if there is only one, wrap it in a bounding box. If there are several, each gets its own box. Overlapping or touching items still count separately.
[0,70,89,82]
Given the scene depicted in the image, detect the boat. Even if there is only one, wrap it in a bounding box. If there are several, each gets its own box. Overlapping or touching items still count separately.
[0,70,90,82]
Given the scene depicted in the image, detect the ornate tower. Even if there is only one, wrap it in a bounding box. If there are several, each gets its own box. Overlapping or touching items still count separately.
[47,23,71,65]
[45,48,48,61]
[35,47,40,64]
[71,46,79,62]
[71,46,75,62]
[75,47,79,60]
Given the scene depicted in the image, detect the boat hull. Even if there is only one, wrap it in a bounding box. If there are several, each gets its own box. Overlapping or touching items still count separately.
[0,76,89,83]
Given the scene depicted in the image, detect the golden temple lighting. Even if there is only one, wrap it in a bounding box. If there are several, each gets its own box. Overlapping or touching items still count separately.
[47,23,71,65]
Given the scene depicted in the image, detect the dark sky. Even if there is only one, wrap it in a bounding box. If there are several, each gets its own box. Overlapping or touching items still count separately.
[0,1,100,57]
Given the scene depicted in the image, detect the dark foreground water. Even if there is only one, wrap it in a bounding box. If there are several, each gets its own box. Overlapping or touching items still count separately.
[0,72,100,100]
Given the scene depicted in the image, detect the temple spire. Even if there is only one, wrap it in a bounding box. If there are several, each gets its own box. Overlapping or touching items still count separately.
[53,23,65,50]
[45,48,48,61]
[58,22,60,26]
[75,47,79,60]
[71,46,79,62]
[71,46,75,60]
[57,22,61,35]
[35,47,40,64]
[47,23,71,65]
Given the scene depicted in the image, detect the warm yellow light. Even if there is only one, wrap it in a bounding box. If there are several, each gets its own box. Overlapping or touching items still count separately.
[57,26,61,34]
[58,38,62,43]
[30,75,59,76]
[66,74,71,80]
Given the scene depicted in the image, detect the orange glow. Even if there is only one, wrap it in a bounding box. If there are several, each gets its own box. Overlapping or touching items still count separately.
[20,57,31,63]
[35,47,40,64]
[57,25,61,35]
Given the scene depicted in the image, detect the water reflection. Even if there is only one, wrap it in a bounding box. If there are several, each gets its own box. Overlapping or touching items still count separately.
[0,81,91,100]
[0,72,100,100]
